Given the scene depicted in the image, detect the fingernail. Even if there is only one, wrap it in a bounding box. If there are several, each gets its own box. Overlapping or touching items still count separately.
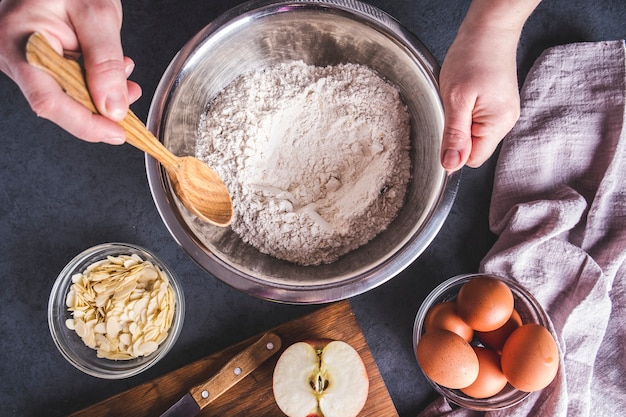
[442,149,462,170]
[105,92,128,121]
[124,61,135,77]
[104,136,126,145]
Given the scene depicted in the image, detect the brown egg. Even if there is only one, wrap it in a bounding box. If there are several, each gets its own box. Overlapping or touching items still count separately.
[424,302,474,342]
[456,276,514,332]
[501,324,559,392]
[475,308,523,352]
[416,329,479,389]
[460,346,508,399]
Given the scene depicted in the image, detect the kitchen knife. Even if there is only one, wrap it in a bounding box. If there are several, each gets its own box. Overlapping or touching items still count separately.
[160,332,282,417]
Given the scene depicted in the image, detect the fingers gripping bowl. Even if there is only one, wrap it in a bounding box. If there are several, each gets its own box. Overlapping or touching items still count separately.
[146,0,460,304]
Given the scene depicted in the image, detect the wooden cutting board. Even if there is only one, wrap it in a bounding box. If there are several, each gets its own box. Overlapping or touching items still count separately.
[69,300,398,416]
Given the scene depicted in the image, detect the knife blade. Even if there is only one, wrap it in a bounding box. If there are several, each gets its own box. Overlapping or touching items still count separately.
[160,332,282,417]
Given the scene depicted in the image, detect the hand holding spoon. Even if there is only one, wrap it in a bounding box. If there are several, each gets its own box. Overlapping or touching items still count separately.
[25,32,233,227]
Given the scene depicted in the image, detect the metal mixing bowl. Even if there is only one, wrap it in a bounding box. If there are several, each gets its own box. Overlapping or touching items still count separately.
[146,0,460,304]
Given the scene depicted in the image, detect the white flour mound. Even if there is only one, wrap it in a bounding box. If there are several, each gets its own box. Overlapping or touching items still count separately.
[196,61,411,266]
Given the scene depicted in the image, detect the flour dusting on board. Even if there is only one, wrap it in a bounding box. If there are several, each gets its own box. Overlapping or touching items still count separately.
[196,61,411,265]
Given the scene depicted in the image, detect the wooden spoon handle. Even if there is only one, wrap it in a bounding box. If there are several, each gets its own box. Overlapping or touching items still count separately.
[189,332,282,409]
[25,32,178,170]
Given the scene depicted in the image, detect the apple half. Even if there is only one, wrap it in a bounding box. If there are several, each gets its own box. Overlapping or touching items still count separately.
[272,340,369,417]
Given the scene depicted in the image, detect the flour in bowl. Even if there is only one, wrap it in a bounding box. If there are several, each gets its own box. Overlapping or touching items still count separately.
[196,61,411,265]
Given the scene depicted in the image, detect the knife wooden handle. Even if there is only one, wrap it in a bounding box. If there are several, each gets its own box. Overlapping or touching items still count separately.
[189,332,282,409]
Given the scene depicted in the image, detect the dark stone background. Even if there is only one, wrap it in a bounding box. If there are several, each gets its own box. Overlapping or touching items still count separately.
[1,0,624,415]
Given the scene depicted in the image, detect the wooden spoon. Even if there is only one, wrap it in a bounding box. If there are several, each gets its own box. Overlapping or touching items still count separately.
[25,32,233,227]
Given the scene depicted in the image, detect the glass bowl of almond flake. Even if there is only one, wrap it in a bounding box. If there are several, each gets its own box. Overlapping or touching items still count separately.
[48,242,184,379]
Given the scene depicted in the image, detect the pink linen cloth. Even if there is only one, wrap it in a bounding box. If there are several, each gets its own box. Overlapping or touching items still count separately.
[419,40,626,417]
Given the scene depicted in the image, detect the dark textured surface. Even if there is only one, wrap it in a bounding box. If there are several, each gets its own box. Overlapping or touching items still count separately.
[0,1,624,416]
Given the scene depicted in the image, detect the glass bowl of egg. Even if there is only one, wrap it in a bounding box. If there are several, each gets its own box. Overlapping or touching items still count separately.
[413,273,559,411]
[48,243,185,379]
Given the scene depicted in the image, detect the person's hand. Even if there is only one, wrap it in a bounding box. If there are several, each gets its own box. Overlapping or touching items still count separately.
[0,0,141,144]
[439,26,521,171]
[439,0,541,172]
